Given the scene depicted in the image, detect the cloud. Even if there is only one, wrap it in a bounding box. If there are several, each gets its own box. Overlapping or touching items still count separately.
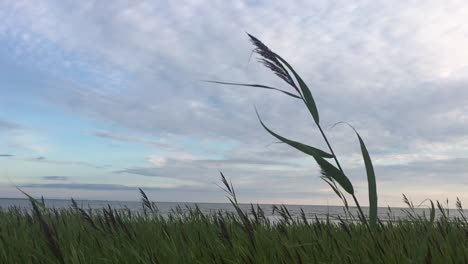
[0,154,14,157]
[26,156,108,169]
[20,183,145,191]
[114,152,328,200]
[6,0,466,145]
[42,176,68,181]
[91,130,171,149]
[0,119,50,154]
[19,182,215,193]
[145,156,167,167]
[2,1,468,204]
[0,120,21,131]
[376,157,468,183]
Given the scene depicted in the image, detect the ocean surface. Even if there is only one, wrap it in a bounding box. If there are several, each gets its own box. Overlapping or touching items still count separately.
[0,198,465,222]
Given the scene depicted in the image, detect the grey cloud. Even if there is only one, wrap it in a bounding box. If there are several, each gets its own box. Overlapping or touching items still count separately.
[376,158,468,184]
[20,183,148,191]
[19,182,219,193]
[116,153,307,178]
[114,153,329,198]
[0,120,21,132]
[0,154,14,157]
[27,156,109,169]
[17,182,333,204]
[91,130,172,149]
[43,176,69,181]
[93,130,143,141]
[3,1,468,204]
[12,0,464,147]
[198,158,295,166]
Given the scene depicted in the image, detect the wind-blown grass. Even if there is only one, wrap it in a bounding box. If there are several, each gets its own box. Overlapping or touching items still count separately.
[1,187,468,263]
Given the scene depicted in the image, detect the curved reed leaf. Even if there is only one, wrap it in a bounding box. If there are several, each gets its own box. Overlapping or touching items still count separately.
[314,156,354,195]
[205,81,301,99]
[255,109,333,159]
[332,122,377,228]
[353,130,377,229]
[274,56,320,125]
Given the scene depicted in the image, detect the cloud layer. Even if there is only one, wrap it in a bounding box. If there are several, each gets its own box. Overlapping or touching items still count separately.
[1,0,468,205]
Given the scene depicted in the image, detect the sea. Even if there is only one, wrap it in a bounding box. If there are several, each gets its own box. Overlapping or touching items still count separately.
[0,198,464,222]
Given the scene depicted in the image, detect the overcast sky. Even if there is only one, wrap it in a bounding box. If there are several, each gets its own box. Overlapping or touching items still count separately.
[1,0,468,207]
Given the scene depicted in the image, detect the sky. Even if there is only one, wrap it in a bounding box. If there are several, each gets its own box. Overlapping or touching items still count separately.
[1,0,468,207]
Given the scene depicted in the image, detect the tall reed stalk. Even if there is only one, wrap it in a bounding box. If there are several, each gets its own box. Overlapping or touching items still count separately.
[210,33,378,229]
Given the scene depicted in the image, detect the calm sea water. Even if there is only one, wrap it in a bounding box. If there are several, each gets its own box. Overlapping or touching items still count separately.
[0,198,464,222]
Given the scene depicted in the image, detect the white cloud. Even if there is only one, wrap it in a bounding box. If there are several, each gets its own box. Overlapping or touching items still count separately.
[2,0,468,205]
[145,155,167,167]
[0,119,50,155]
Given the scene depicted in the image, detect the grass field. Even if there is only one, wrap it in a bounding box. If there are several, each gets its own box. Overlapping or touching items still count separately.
[0,189,467,263]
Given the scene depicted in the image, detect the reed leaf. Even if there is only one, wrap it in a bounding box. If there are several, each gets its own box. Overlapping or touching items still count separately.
[352,127,377,229]
[333,122,377,228]
[354,131,377,229]
[274,55,320,125]
[255,109,333,159]
[314,155,354,195]
[205,81,301,99]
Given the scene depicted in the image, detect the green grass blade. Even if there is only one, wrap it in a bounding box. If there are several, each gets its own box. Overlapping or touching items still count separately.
[274,55,320,125]
[429,200,435,224]
[255,109,333,159]
[314,156,354,195]
[205,81,302,99]
[339,123,377,227]
[333,122,378,228]
[16,187,46,210]
[358,136,377,229]
[354,129,377,229]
